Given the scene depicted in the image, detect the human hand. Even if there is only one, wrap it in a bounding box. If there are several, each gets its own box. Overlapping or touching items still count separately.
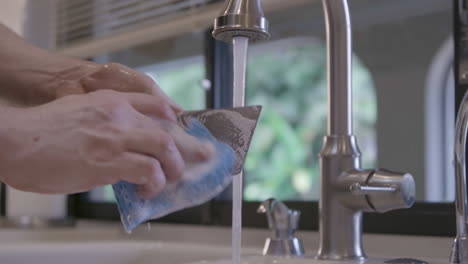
[0,90,212,198]
[0,24,180,114]
[51,62,183,114]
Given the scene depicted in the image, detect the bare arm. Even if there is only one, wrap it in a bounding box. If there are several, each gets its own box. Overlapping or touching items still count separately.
[0,23,182,113]
[0,24,210,198]
[0,24,88,105]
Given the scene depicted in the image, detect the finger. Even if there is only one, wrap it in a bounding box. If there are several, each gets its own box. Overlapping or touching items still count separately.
[112,153,167,199]
[123,125,185,183]
[165,122,215,162]
[80,63,131,93]
[80,63,184,116]
[122,92,178,122]
[135,160,166,200]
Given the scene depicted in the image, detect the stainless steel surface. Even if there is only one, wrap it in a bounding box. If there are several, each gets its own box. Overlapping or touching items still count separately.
[451,238,460,264]
[451,91,468,264]
[350,183,397,195]
[318,5,361,258]
[364,170,415,213]
[322,0,352,136]
[261,237,304,257]
[346,170,415,213]
[257,199,304,257]
[318,135,366,260]
[384,258,428,264]
[317,0,415,260]
[451,237,468,264]
[212,0,269,42]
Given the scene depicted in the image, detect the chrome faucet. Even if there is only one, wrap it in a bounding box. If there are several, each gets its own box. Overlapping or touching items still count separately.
[212,0,269,42]
[318,0,415,260]
[450,92,468,264]
[213,0,416,261]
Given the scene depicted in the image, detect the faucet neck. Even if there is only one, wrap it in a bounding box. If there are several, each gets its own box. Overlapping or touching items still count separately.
[322,0,353,136]
[454,92,468,238]
[318,0,362,259]
[450,83,468,264]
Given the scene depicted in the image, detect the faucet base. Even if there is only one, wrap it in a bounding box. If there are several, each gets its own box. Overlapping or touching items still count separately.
[316,255,366,261]
[318,135,366,260]
[262,237,304,257]
[450,237,468,264]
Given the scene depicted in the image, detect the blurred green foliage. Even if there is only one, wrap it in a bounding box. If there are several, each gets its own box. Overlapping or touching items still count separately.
[243,41,377,201]
[99,39,376,202]
[147,63,206,111]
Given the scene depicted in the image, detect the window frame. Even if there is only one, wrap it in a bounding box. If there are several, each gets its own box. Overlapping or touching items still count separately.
[70,7,460,236]
[424,37,455,202]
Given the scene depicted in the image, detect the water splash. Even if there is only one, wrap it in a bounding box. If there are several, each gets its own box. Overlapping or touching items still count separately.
[124,215,132,234]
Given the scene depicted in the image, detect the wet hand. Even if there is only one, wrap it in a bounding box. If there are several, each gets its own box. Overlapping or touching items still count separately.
[0,90,211,197]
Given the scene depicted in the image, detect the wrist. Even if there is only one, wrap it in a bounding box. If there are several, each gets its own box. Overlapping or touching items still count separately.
[0,51,97,106]
[39,58,98,100]
[0,25,100,106]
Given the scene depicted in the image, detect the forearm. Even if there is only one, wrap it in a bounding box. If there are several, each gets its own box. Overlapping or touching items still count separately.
[0,24,96,106]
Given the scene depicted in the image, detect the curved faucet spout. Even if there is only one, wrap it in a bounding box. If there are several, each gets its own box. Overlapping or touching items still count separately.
[451,91,468,264]
[318,0,415,260]
[322,0,352,136]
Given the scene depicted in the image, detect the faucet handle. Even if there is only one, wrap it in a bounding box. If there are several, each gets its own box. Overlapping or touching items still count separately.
[257,199,304,256]
[350,183,397,195]
[350,169,415,213]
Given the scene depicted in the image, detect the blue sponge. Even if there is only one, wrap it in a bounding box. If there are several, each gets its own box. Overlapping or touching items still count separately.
[112,119,235,232]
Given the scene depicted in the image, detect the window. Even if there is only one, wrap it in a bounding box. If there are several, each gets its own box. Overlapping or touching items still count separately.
[89,36,378,203]
[141,56,205,111]
[424,37,454,202]
[243,38,377,201]
[68,0,456,236]
[87,1,452,205]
